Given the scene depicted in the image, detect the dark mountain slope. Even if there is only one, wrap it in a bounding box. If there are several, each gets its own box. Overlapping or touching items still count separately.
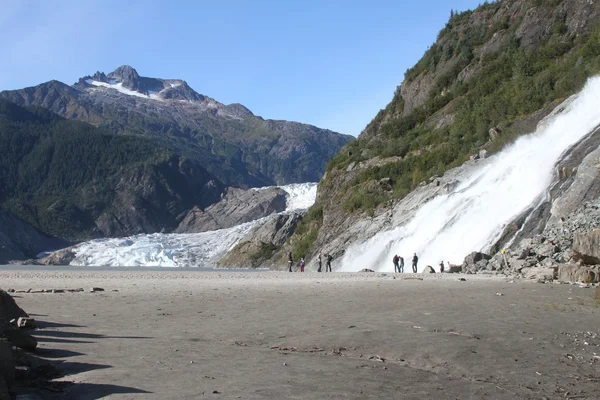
[0,99,224,241]
[1,66,353,187]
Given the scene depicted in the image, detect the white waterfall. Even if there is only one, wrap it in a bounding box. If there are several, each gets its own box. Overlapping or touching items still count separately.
[339,76,600,272]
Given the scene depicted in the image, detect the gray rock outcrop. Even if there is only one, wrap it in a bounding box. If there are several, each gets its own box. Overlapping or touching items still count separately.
[573,229,600,264]
[557,265,598,284]
[39,248,76,266]
[217,212,303,268]
[0,290,28,323]
[176,187,287,233]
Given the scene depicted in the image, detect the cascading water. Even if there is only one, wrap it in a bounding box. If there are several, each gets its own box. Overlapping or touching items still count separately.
[339,76,600,272]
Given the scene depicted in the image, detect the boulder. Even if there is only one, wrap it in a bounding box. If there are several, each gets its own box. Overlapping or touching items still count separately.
[523,267,556,281]
[359,269,374,273]
[422,266,435,274]
[0,339,14,389]
[557,264,598,284]
[17,317,35,330]
[573,229,600,264]
[3,328,37,351]
[463,252,491,266]
[447,265,462,273]
[533,243,559,259]
[0,375,10,400]
[0,290,28,323]
[475,259,489,270]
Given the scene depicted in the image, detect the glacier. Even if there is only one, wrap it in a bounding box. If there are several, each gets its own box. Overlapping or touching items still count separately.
[70,183,317,267]
[339,76,600,272]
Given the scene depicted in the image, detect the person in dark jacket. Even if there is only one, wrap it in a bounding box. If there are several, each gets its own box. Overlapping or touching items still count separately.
[412,253,418,273]
[317,254,322,272]
[287,251,293,272]
[326,254,333,272]
[439,260,445,273]
[393,255,400,273]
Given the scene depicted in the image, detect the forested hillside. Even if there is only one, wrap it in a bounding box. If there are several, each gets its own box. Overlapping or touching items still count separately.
[0,99,223,241]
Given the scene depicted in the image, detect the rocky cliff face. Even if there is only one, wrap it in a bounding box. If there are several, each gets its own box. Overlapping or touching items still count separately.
[0,65,353,188]
[175,187,288,233]
[217,212,304,268]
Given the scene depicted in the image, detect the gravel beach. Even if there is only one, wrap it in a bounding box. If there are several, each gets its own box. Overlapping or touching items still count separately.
[1,269,599,399]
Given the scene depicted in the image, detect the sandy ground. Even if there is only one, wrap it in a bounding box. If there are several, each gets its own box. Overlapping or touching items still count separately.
[1,269,599,400]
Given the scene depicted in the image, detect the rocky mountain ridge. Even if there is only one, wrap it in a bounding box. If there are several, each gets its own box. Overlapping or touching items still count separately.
[0,65,353,188]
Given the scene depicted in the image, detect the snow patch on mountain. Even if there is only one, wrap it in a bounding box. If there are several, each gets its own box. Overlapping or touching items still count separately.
[86,79,164,101]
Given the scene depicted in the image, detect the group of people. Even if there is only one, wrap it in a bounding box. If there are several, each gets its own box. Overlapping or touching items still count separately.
[392,253,419,273]
[288,252,333,272]
[392,253,449,273]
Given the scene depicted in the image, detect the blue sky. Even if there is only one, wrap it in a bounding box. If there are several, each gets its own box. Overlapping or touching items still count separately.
[0,0,485,136]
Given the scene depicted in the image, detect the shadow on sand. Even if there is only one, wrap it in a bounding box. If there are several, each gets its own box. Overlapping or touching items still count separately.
[35,321,85,329]
[64,383,152,399]
[33,329,152,340]
[23,320,153,398]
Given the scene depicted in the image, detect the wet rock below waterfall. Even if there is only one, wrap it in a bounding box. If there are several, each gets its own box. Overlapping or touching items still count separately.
[422,266,435,273]
[463,252,491,266]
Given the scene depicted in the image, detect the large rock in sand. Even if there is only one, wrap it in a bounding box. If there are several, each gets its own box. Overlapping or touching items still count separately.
[463,252,491,266]
[557,264,598,284]
[573,229,600,264]
[0,339,14,389]
[0,290,28,323]
[0,375,10,400]
[422,266,436,274]
[3,328,37,351]
[523,267,556,281]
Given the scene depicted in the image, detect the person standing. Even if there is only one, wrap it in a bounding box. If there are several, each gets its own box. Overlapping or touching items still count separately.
[412,253,418,273]
[287,251,293,272]
[326,254,333,272]
[317,254,322,272]
[299,257,305,272]
[439,260,445,273]
[399,255,404,273]
[393,254,400,273]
